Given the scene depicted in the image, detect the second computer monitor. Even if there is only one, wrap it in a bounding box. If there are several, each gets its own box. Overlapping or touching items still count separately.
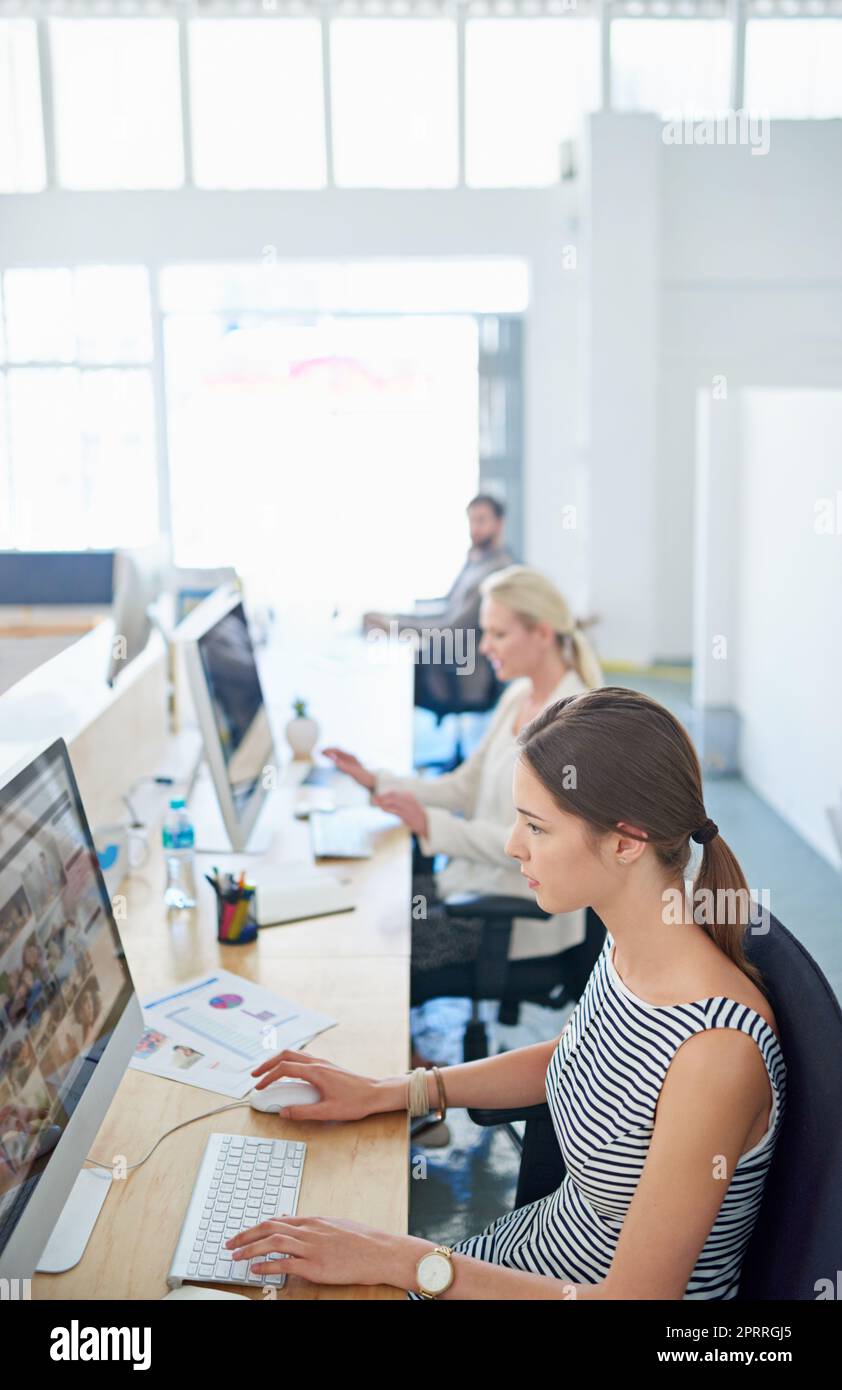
[179,588,275,852]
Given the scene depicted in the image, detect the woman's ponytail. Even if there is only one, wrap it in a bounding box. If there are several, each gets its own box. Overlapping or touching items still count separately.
[692,833,766,993]
[568,626,604,691]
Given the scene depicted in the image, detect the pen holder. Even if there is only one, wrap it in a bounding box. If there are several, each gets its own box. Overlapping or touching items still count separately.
[216,889,258,945]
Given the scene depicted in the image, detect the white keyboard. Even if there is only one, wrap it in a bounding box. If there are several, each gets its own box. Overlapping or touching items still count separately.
[310,811,373,859]
[168,1133,306,1290]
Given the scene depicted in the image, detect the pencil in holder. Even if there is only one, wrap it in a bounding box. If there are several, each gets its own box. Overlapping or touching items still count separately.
[206,872,258,945]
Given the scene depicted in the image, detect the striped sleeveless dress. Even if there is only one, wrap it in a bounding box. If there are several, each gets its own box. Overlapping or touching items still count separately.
[408,930,786,1300]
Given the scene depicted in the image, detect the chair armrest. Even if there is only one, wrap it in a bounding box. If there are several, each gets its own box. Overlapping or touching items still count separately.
[443,894,551,922]
[468,1103,551,1127]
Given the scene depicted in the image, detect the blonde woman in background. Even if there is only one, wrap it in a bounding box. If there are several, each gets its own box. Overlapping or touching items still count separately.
[323,566,603,1065]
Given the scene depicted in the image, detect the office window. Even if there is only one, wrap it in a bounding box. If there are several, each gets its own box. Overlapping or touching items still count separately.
[0,268,158,549]
[4,269,75,364]
[4,267,153,364]
[5,372,158,552]
[330,19,458,188]
[189,19,326,189]
[745,19,842,118]
[50,18,183,189]
[0,19,46,192]
[165,312,478,614]
[6,369,158,550]
[611,19,732,118]
[466,19,600,188]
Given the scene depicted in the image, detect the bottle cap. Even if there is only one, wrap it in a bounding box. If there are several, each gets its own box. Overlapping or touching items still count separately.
[170,797,186,810]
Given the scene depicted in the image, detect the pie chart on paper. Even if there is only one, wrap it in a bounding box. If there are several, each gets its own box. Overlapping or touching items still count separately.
[209,993,243,1009]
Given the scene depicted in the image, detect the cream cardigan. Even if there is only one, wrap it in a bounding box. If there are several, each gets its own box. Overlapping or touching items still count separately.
[373,669,587,962]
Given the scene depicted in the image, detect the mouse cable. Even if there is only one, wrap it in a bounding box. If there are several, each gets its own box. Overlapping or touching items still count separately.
[84,1100,250,1174]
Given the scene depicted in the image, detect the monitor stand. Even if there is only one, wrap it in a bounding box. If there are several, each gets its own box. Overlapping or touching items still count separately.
[36,1168,113,1273]
[187,762,277,857]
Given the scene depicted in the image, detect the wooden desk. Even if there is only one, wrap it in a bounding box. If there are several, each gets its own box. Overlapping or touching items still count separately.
[30,629,415,1300]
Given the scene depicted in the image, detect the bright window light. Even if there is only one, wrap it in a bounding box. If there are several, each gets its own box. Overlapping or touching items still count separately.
[74,267,153,363]
[6,367,158,549]
[330,19,458,188]
[189,19,326,189]
[50,18,184,189]
[165,314,478,615]
[466,19,600,188]
[4,269,76,363]
[745,19,842,118]
[0,19,46,192]
[4,267,152,364]
[611,19,732,118]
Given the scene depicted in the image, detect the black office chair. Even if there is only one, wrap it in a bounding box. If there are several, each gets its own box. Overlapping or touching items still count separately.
[412,591,503,772]
[413,900,607,1063]
[466,910,842,1300]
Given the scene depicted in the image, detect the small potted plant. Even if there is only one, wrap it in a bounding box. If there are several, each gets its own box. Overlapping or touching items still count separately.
[285,697,320,760]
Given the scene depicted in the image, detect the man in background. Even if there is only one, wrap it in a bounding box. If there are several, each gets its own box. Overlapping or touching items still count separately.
[364,494,513,717]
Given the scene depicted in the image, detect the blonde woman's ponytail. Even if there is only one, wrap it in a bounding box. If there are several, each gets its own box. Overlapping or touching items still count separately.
[568,627,604,692]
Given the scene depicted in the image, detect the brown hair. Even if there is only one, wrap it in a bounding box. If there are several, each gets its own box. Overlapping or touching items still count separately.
[518,686,765,992]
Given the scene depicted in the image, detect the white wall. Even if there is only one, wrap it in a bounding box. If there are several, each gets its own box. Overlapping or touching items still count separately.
[736,388,842,867]
[657,120,842,662]
[581,116,842,664]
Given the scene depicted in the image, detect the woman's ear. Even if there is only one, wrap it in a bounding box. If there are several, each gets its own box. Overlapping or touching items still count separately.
[614,821,648,867]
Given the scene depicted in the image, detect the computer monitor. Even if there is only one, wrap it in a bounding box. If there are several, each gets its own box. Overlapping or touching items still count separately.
[0,739,143,1279]
[177,587,275,852]
[106,542,171,687]
[173,566,239,628]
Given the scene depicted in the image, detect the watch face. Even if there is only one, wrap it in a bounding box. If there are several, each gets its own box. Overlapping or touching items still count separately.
[418,1253,452,1294]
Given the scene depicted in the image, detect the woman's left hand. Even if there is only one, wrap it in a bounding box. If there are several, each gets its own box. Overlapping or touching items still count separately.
[224,1215,405,1287]
[372,790,429,838]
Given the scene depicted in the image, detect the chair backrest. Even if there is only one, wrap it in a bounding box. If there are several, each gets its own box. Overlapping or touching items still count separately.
[514,909,842,1300]
[736,911,842,1300]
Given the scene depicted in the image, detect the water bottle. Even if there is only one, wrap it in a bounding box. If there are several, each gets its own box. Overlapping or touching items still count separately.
[162,798,196,909]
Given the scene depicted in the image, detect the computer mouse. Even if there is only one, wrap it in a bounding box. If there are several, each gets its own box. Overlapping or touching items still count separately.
[248,1080,321,1112]
[163,1285,249,1302]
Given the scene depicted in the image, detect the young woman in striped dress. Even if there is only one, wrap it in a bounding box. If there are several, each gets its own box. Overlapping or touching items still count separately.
[228,687,786,1301]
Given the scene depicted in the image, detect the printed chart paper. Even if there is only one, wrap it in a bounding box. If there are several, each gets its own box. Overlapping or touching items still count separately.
[129,971,337,1097]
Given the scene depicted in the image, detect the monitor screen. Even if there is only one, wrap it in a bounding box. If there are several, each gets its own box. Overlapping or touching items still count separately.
[196,602,272,819]
[0,743,134,1263]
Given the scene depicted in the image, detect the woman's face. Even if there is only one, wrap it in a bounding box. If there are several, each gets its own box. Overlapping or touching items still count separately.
[478,597,552,683]
[505,758,609,915]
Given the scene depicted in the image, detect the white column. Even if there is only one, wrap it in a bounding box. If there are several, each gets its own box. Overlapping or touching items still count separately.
[692,386,742,772]
[582,112,660,666]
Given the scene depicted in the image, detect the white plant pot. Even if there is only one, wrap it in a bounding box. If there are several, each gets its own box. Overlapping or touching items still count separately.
[285,715,320,760]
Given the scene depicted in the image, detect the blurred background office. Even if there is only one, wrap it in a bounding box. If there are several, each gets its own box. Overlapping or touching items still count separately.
[0,0,840,1253]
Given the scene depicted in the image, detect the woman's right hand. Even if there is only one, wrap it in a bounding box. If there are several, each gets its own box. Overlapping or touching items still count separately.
[250,1049,400,1122]
[321,747,376,791]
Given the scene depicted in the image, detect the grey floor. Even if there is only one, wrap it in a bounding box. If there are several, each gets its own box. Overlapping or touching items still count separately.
[408,671,841,1247]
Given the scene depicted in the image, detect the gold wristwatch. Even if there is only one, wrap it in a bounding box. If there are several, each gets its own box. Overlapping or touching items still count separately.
[416,1245,455,1299]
